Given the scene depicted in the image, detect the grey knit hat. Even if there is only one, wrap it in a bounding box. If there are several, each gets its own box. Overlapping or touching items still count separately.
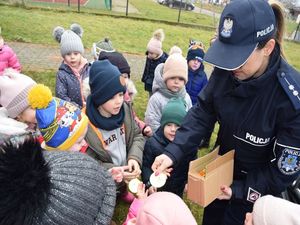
[53,23,84,57]
[0,138,116,225]
[0,69,37,118]
[92,38,115,59]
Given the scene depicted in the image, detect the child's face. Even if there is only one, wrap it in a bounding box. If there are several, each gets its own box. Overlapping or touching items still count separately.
[121,73,129,85]
[164,123,180,142]
[64,52,81,68]
[166,77,185,93]
[97,92,124,117]
[68,126,88,152]
[188,59,201,71]
[17,107,37,124]
[147,51,159,60]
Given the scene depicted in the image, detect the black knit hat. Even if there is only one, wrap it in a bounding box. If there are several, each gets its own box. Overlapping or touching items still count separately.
[89,60,126,107]
[187,45,205,62]
[98,51,131,77]
[0,137,116,225]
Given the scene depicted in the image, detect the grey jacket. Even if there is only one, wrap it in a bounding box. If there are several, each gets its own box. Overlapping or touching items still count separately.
[144,63,192,132]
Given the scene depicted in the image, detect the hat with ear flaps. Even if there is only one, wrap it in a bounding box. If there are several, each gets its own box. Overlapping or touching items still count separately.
[0,137,116,225]
[53,23,84,57]
[28,84,88,151]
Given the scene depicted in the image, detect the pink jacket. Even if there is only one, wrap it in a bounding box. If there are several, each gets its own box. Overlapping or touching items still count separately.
[122,198,142,225]
[0,44,21,74]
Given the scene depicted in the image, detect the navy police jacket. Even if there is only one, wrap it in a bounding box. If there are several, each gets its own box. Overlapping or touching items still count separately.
[164,50,300,203]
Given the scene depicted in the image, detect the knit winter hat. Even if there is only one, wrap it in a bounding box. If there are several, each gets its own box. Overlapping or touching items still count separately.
[147,29,165,56]
[163,46,188,83]
[161,97,187,128]
[28,84,88,151]
[136,192,197,225]
[0,138,116,225]
[0,69,37,119]
[89,60,126,107]
[92,37,115,58]
[252,195,300,225]
[187,44,205,62]
[98,51,131,77]
[53,23,84,57]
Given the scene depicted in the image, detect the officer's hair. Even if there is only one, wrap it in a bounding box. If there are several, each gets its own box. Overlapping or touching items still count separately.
[257,0,286,59]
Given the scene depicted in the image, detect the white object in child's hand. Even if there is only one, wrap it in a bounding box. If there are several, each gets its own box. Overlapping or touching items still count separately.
[150,172,167,188]
[128,178,142,193]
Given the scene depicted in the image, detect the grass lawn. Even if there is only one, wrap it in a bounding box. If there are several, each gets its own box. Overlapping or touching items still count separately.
[1,3,300,225]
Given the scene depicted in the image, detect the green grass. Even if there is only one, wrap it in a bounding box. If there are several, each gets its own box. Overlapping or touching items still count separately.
[195,2,224,14]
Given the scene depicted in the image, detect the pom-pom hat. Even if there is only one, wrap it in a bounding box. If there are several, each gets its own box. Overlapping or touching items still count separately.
[147,29,165,56]
[204,0,276,70]
[0,138,116,225]
[28,84,88,151]
[53,23,84,57]
[187,44,205,62]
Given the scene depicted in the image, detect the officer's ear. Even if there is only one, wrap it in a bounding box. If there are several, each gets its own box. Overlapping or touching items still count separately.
[263,39,276,57]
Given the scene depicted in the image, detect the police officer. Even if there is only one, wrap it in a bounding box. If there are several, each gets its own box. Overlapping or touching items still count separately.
[151,0,300,225]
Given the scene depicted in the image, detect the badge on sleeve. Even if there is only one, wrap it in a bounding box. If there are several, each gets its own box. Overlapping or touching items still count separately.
[247,187,261,203]
[278,148,300,175]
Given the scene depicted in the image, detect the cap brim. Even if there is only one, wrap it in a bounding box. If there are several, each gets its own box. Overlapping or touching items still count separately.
[204,39,257,71]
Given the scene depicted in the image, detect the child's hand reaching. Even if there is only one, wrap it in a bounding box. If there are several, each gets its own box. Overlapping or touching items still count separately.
[108,165,129,183]
[136,183,148,200]
[143,126,153,137]
[123,159,141,182]
[148,186,157,195]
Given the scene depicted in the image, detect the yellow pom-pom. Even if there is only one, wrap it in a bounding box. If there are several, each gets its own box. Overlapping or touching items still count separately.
[28,84,53,109]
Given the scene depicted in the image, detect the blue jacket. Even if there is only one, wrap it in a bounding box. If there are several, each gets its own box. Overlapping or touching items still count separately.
[141,52,168,92]
[55,61,90,108]
[164,51,300,204]
[142,128,196,196]
[186,66,208,105]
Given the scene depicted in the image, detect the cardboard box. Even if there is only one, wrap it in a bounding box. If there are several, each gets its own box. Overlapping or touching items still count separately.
[187,147,235,207]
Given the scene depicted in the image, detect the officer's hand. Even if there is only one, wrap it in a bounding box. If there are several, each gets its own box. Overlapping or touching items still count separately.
[217,185,232,200]
[151,154,173,175]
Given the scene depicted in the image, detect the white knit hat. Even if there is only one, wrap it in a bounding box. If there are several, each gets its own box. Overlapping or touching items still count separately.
[163,46,188,83]
[253,195,300,225]
[0,69,36,118]
[147,29,165,56]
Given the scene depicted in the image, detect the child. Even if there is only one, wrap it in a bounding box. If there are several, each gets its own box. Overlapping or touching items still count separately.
[0,28,21,74]
[142,98,196,197]
[85,60,145,202]
[144,46,192,133]
[27,84,89,152]
[0,69,37,130]
[244,195,300,225]
[89,39,152,136]
[123,186,197,225]
[186,43,208,106]
[53,23,90,108]
[141,29,168,96]
[0,137,116,225]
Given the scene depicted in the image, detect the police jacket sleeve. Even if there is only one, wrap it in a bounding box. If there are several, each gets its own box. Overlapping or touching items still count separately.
[231,109,300,202]
[164,72,218,166]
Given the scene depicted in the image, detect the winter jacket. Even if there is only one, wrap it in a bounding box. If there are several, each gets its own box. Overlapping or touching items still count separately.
[186,66,208,105]
[0,44,21,74]
[142,128,196,197]
[55,61,90,108]
[164,48,300,206]
[141,52,168,92]
[144,63,192,132]
[85,102,145,169]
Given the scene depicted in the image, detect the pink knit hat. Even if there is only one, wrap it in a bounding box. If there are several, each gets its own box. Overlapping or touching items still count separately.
[163,46,188,83]
[253,195,300,225]
[0,69,36,118]
[136,192,197,225]
[147,29,165,56]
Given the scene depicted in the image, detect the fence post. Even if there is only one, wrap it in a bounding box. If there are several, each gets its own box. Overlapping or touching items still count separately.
[78,0,80,12]
[177,0,183,23]
[126,0,129,16]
